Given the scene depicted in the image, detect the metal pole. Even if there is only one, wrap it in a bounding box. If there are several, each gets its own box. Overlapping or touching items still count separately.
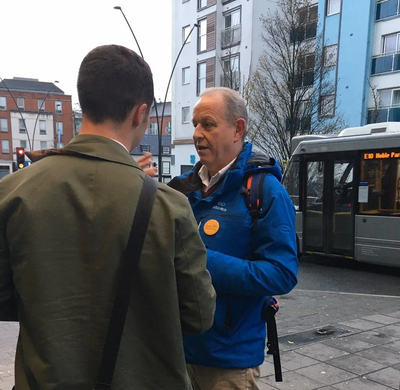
[114,6,199,182]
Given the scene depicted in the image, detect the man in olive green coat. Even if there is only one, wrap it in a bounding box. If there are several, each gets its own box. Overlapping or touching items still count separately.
[0,45,216,389]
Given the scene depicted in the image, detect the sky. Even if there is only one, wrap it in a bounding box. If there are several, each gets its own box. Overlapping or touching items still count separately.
[0,0,172,107]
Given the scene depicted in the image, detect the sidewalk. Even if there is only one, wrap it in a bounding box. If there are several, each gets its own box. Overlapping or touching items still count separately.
[260,289,400,389]
[1,289,399,389]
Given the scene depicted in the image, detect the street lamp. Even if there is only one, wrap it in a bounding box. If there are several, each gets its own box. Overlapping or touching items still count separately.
[114,6,199,182]
[31,81,59,149]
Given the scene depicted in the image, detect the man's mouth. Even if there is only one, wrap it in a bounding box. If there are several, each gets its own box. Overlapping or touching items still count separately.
[197,145,208,151]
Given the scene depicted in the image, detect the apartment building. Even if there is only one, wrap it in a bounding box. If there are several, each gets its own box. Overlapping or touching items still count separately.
[318,0,400,127]
[131,101,172,183]
[0,77,73,177]
[171,0,278,176]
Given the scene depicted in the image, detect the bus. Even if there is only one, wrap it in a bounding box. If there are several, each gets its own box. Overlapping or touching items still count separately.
[282,122,400,267]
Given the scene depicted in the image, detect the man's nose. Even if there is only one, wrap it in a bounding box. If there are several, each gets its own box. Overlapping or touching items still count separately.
[193,125,204,141]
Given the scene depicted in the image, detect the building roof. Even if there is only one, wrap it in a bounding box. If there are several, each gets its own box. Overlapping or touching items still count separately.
[0,77,65,95]
[151,101,171,118]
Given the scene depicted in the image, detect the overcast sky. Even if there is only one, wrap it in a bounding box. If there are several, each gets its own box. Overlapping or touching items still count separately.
[0,0,172,107]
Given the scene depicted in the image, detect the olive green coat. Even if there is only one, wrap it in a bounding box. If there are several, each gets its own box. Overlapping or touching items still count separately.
[0,135,216,390]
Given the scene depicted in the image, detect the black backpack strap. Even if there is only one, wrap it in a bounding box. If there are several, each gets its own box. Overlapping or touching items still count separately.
[93,176,157,390]
[243,171,266,231]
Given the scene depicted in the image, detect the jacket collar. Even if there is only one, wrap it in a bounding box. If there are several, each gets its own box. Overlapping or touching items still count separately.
[26,134,140,170]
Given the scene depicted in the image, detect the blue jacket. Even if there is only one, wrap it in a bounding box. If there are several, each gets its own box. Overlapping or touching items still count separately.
[168,142,298,368]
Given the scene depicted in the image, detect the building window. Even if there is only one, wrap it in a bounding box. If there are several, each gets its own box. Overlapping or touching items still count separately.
[1,140,9,154]
[20,140,27,149]
[182,106,191,123]
[197,58,215,95]
[38,99,45,111]
[19,119,26,133]
[197,62,207,94]
[326,0,341,15]
[17,97,24,110]
[55,101,62,114]
[198,0,207,9]
[371,32,400,75]
[0,97,6,110]
[149,122,158,135]
[56,122,63,135]
[0,118,8,133]
[39,120,46,135]
[182,67,190,85]
[166,121,171,135]
[222,8,241,48]
[368,88,400,123]
[198,14,216,53]
[320,95,335,117]
[183,25,191,44]
[376,0,400,20]
[324,44,338,67]
[140,144,150,153]
[162,146,171,154]
[295,5,318,41]
[296,53,315,88]
[383,32,400,54]
[162,161,171,175]
[40,141,47,150]
[221,55,240,90]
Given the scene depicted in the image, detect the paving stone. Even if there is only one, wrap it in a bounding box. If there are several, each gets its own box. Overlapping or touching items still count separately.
[365,367,400,389]
[352,330,399,346]
[375,325,400,339]
[339,319,385,331]
[260,360,288,378]
[362,314,400,326]
[332,377,395,389]
[257,380,278,390]
[261,370,325,390]
[381,340,400,353]
[328,354,386,376]
[296,363,357,386]
[295,342,349,362]
[356,346,400,366]
[384,311,400,319]
[279,350,320,371]
[322,337,375,353]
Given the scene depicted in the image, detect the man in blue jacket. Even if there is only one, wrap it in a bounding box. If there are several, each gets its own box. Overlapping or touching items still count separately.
[168,87,298,390]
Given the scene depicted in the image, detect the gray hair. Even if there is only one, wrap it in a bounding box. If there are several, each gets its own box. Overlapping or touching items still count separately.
[199,87,248,139]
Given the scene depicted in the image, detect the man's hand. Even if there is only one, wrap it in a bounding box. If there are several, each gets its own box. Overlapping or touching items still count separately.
[137,152,158,177]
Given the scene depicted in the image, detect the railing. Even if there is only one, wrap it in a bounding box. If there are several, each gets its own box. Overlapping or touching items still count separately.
[221,24,241,48]
[220,71,240,90]
[371,51,400,75]
[367,105,400,123]
[376,0,400,20]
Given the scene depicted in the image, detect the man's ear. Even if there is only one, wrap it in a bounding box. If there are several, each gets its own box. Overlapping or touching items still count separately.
[234,118,246,142]
[132,103,149,127]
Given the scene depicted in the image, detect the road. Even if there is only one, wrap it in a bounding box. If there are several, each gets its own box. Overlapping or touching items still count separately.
[297,255,400,297]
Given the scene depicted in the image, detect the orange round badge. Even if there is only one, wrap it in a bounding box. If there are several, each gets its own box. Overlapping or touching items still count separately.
[203,219,220,235]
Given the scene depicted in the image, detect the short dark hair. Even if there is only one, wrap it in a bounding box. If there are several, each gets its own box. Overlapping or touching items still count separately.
[77,45,154,124]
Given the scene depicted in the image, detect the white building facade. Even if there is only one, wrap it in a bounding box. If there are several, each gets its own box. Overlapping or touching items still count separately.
[171,0,278,176]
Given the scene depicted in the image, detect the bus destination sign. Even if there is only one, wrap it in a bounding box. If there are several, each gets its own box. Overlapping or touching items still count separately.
[363,151,400,160]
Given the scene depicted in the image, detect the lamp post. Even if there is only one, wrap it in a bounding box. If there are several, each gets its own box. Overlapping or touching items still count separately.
[31,80,59,150]
[114,6,199,182]
[0,77,31,150]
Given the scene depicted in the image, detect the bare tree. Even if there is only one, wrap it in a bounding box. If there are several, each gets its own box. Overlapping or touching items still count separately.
[366,79,382,124]
[244,0,346,165]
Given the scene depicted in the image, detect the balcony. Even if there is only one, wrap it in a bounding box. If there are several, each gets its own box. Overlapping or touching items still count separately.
[221,24,241,48]
[376,0,400,20]
[220,71,240,90]
[371,51,400,75]
[367,105,400,123]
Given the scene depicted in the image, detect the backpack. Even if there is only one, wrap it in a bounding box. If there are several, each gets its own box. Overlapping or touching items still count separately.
[242,171,301,258]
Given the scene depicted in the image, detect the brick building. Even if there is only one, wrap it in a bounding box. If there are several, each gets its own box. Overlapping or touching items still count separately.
[0,77,73,178]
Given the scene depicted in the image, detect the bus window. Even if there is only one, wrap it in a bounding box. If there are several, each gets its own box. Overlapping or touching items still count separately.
[360,151,400,216]
[282,157,299,209]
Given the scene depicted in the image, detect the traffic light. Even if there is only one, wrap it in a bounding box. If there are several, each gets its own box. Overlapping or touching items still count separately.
[16,147,25,170]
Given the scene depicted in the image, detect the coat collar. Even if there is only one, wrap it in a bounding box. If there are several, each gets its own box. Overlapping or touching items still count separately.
[26,135,140,169]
